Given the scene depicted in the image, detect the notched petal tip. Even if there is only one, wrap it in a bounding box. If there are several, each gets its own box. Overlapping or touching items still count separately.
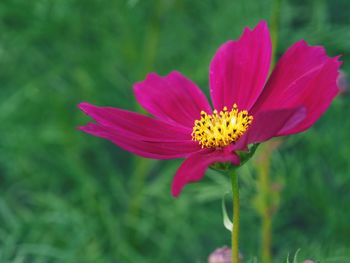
[78,123,102,135]
[78,102,95,115]
[292,39,342,64]
[242,20,268,34]
[254,20,268,31]
[333,55,343,67]
[133,71,184,92]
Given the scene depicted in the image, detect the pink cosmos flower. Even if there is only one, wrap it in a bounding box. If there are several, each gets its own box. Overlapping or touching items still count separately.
[79,21,341,197]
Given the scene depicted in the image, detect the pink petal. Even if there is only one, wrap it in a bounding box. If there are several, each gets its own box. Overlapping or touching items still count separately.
[252,40,341,134]
[232,107,306,151]
[171,150,240,197]
[80,123,201,160]
[209,20,272,111]
[79,102,191,142]
[134,71,212,128]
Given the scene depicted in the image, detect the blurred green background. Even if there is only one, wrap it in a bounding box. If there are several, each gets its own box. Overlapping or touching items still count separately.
[1,0,349,262]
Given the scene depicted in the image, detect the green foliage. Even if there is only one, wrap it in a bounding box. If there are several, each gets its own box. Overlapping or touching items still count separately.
[286,249,300,263]
[0,0,349,262]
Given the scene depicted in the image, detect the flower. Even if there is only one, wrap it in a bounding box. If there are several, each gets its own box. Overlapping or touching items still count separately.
[208,246,243,263]
[78,21,341,197]
[337,70,348,95]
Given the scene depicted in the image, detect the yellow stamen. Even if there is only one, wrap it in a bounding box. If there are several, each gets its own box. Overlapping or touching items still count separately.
[191,104,253,148]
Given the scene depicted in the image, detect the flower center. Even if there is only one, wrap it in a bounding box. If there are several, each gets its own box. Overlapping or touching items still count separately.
[191,104,253,148]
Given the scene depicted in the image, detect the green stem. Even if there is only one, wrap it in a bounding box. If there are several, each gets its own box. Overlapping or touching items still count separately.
[259,157,272,263]
[231,170,240,263]
[262,209,272,263]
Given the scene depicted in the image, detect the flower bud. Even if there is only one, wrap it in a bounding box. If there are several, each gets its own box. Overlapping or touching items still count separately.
[337,70,348,96]
[208,246,243,263]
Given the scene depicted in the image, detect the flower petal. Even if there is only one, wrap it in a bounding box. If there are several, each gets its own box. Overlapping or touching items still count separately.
[209,20,272,111]
[252,40,341,134]
[171,150,240,197]
[233,107,306,150]
[79,102,202,159]
[134,71,212,128]
[79,102,191,142]
[80,123,201,159]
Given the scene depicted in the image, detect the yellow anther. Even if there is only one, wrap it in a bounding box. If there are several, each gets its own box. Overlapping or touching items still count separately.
[191,104,253,148]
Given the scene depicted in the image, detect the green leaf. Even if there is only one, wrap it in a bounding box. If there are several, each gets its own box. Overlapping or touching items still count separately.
[286,249,301,263]
[222,192,233,232]
[293,249,301,263]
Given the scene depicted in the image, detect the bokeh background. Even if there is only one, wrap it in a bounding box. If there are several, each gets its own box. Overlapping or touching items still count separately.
[1,0,349,262]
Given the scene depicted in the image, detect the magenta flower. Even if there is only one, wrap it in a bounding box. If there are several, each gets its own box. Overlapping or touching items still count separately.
[79,21,341,197]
